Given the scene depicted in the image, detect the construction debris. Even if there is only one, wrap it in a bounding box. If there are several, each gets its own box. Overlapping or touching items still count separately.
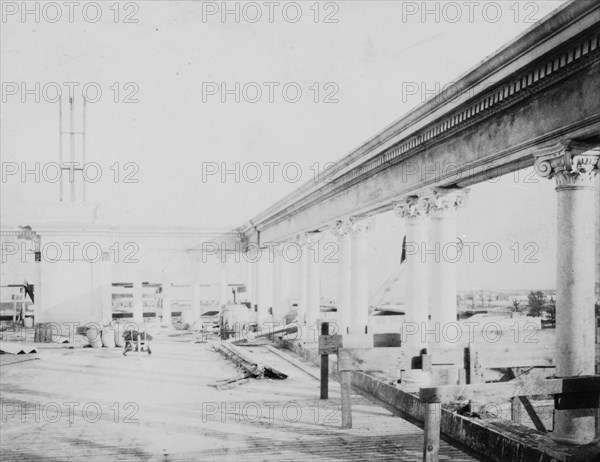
[264,345,320,380]
[214,341,287,380]
[0,341,38,355]
[210,375,251,391]
[34,323,54,343]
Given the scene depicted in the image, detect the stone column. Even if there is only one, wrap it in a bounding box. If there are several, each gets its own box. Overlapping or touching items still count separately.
[132,280,144,325]
[535,141,600,445]
[305,233,321,330]
[100,246,113,326]
[162,281,172,326]
[427,188,469,342]
[189,252,202,322]
[331,221,352,335]
[219,254,228,308]
[279,247,291,323]
[245,247,256,309]
[395,197,431,389]
[297,234,308,326]
[256,246,273,323]
[272,246,282,321]
[251,252,260,322]
[348,218,374,334]
[191,282,201,320]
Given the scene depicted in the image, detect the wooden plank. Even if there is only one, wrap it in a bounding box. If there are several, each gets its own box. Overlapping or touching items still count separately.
[340,370,352,429]
[471,343,554,369]
[263,345,319,380]
[423,403,441,462]
[419,375,600,404]
[424,347,467,367]
[510,397,522,424]
[373,333,402,347]
[319,333,401,354]
[338,347,406,372]
[320,322,329,399]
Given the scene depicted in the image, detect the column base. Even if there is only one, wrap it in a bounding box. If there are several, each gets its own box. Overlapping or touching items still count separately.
[551,410,597,445]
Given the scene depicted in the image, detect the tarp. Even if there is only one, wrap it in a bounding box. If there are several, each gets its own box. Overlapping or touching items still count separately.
[0,341,38,355]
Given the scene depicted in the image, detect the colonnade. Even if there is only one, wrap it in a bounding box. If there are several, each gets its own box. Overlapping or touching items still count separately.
[242,140,599,445]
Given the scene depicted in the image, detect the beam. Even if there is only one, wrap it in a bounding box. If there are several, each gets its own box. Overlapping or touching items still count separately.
[419,375,600,404]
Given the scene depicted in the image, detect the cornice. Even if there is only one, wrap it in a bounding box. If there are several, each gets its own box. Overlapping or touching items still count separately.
[245,8,600,236]
[0,226,243,240]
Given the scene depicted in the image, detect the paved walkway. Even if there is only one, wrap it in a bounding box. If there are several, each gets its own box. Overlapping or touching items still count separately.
[1,335,480,461]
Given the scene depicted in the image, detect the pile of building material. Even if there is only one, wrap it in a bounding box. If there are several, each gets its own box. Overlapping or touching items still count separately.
[33,323,71,344]
[214,341,287,380]
[0,341,38,355]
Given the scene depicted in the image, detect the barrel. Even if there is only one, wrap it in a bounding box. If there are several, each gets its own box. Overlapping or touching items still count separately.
[101,327,116,348]
[112,323,125,347]
[86,327,103,348]
[181,310,194,329]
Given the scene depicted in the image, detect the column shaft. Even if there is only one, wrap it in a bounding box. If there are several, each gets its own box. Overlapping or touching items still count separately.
[337,233,352,335]
[162,281,172,326]
[297,241,308,325]
[306,236,321,329]
[535,141,599,445]
[404,217,429,347]
[428,188,468,345]
[132,280,144,324]
[219,259,228,307]
[272,249,282,321]
[349,220,372,334]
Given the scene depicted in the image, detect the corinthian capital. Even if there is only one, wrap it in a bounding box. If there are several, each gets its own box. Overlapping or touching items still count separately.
[427,187,470,216]
[330,219,351,238]
[348,216,375,234]
[394,196,430,220]
[295,233,308,246]
[534,140,600,188]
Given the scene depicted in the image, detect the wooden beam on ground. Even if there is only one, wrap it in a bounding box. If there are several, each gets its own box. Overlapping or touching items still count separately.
[215,342,288,379]
[263,345,319,380]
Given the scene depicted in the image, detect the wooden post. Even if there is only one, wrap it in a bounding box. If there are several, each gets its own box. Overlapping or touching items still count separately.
[340,370,352,429]
[510,397,522,424]
[320,322,329,399]
[423,402,441,462]
[13,300,17,331]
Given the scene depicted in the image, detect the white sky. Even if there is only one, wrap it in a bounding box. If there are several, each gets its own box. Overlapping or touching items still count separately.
[0,0,570,290]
